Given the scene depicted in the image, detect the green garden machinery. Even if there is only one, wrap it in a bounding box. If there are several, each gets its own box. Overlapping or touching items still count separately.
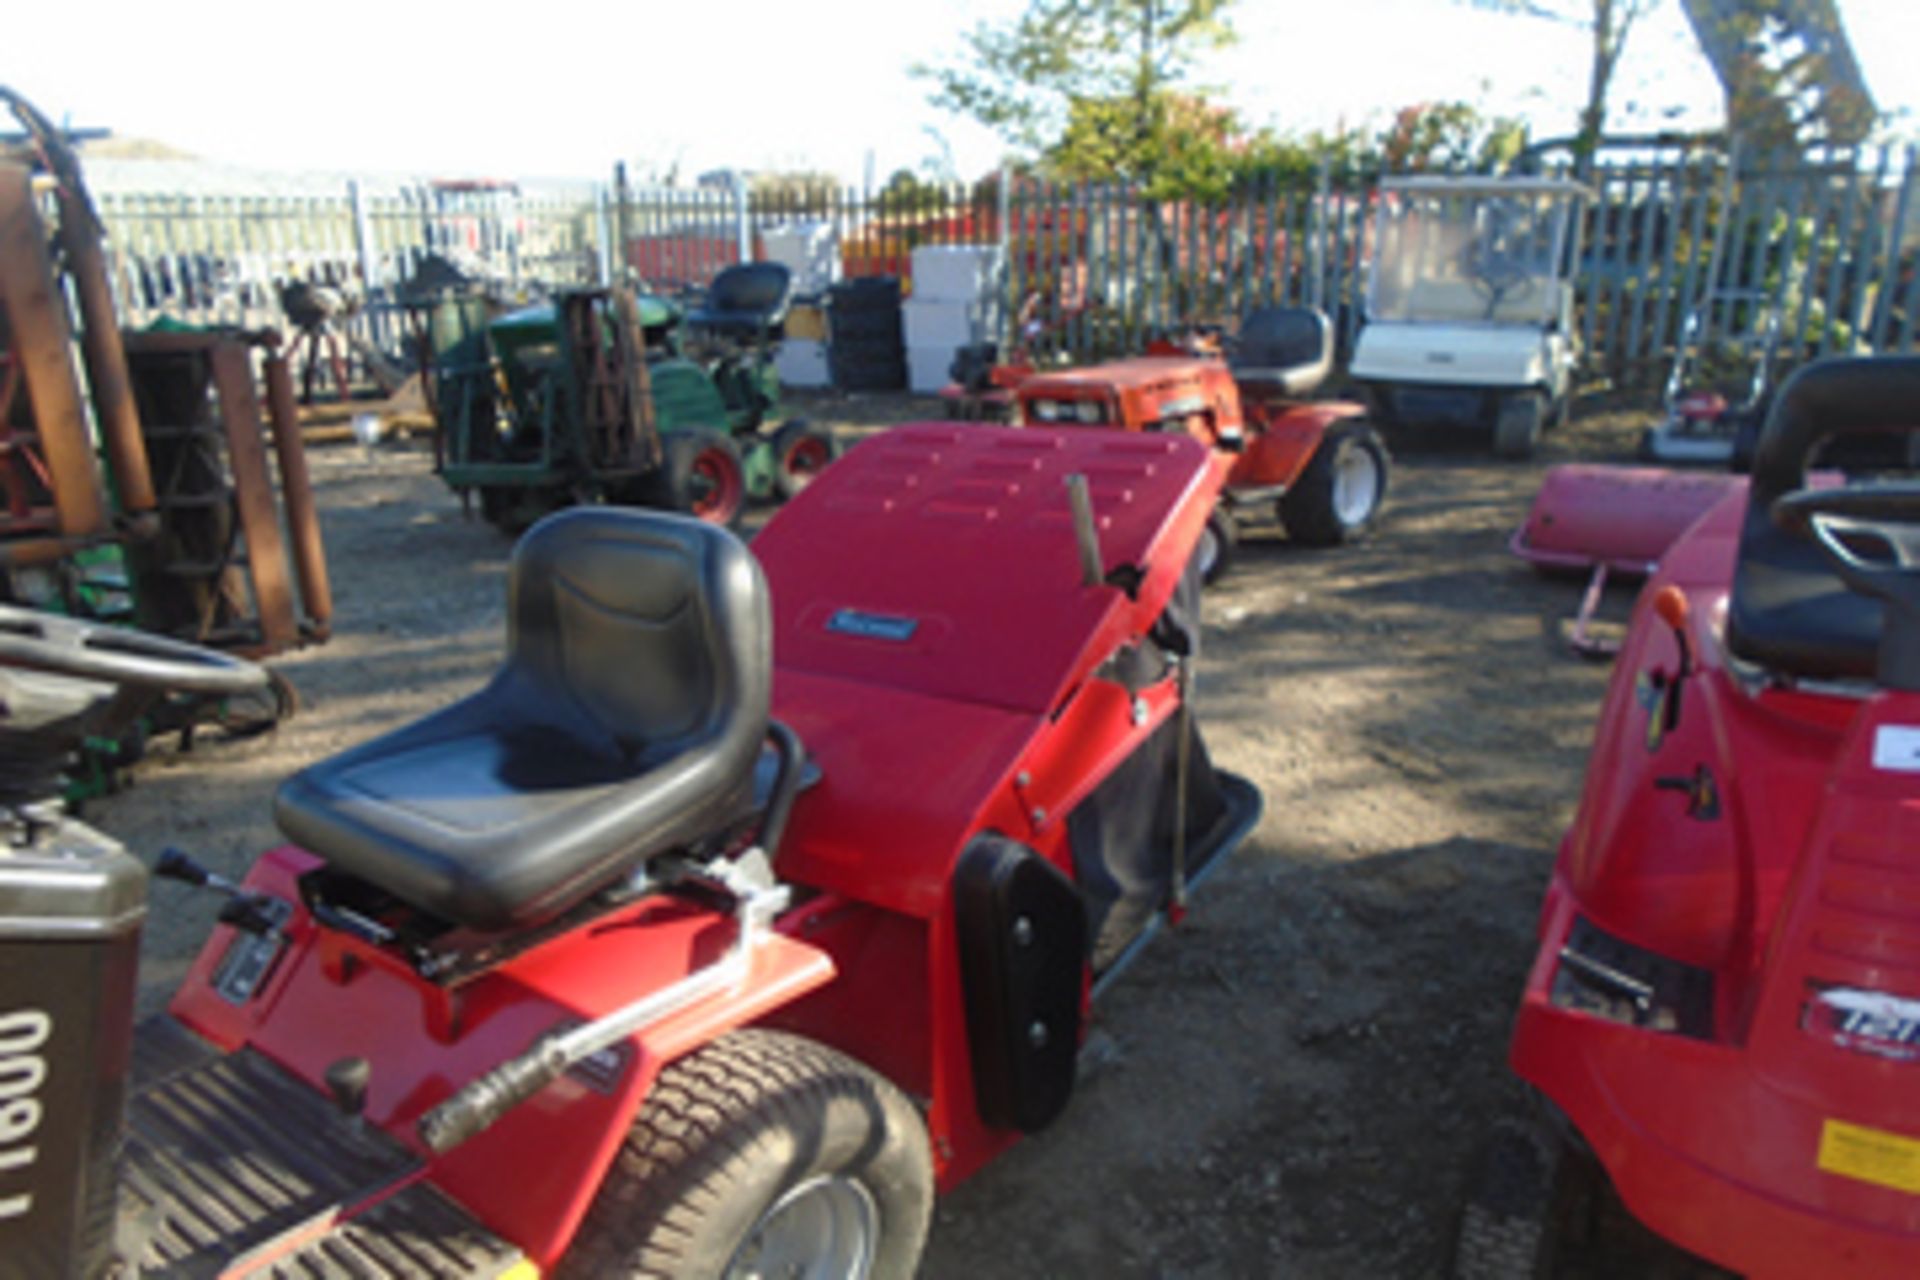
[430,263,837,531]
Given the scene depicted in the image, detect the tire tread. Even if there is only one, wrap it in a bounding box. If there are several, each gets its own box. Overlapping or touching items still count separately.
[562,1030,931,1279]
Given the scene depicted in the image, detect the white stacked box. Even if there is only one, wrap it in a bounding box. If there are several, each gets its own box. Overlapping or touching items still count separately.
[912,245,1005,301]
[907,347,959,398]
[761,222,840,295]
[774,338,831,389]
[905,245,1005,394]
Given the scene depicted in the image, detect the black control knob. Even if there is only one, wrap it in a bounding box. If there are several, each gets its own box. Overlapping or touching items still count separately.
[324,1057,371,1118]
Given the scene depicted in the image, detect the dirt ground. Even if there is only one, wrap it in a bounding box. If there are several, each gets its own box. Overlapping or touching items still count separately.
[97,389,1681,1278]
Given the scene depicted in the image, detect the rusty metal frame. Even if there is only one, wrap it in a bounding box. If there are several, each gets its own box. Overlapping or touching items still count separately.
[0,163,108,540]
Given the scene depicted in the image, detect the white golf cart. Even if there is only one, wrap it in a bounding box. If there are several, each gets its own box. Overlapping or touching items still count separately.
[1350,176,1592,458]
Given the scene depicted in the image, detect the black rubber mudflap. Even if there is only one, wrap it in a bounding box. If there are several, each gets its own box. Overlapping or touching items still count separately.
[118,1026,524,1278]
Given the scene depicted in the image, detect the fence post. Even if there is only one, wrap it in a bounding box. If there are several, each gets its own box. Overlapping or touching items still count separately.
[348,179,378,297]
[593,185,613,286]
[614,162,632,284]
[1872,147,1916,351]
[996,163,1013,349]
[732,171,751,264]
[1310,160,1329,311]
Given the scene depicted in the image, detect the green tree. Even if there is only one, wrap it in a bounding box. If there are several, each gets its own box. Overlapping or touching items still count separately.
[1378,101,1531,172]
[917,0,1238,184]
[1460,0,1655,169]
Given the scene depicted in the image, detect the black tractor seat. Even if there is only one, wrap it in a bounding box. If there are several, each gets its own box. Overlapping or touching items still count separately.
[275,508,773,933]
[1228,305,1333,398]
[686,262,793,344]
[1726,357,1920,682]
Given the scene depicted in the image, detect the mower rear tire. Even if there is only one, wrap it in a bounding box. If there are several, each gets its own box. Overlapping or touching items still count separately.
[649,430,746,529]
[1453,1115,1599,1280]
[1492,392,1544,460]
[562,1029,933,1280]
[771,420,840,501]
[1197,507,1236,584]
[1279,421,1390,547]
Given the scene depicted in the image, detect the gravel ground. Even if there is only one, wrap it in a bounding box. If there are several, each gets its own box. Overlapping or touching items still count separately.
[91,389,1714,1277]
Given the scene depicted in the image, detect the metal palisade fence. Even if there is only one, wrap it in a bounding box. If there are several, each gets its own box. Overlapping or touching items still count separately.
[618,147,1920,389]
[91,145,1920,391]
[94,176,606,357]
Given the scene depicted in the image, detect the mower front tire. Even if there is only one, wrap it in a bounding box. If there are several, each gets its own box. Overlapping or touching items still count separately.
[649,430,747,529]
[771,420,840,501]
[1280,421,1390,547]
[1197,507,1237,584]
[562,1029,933,1280]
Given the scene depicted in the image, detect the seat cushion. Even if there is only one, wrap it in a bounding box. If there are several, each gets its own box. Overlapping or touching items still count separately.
[1726,515,1882,679]
[275,508,771,932]
[1725,356,1920,682]
[275,687,752,931]
[1229,306,1331,398]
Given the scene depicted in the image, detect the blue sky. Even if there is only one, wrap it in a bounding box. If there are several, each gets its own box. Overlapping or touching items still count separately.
[9,0,1916,184]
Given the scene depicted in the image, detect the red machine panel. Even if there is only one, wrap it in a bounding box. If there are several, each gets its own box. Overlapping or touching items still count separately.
[754,424,1214,715]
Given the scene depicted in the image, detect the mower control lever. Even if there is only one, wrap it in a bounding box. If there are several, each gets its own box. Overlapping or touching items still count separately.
[157,846,284,937]
[1645,587,1693,748]
[418,860,793,1155]
[156,846,237,894]
[1066,474,1105,588]
[1064,474,1145,600]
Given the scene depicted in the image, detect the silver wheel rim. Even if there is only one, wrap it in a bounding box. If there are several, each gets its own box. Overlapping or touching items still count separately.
[1331,446,1381,528]
[725,1174,878,1280]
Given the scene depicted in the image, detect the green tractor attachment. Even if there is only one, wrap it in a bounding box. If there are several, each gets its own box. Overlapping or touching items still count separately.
[429,263,838,532]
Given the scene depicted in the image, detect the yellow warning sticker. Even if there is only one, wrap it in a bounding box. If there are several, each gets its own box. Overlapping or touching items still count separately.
[1818,1119,1920,1194]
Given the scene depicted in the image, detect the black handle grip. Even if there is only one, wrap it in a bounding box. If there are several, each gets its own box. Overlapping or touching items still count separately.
[155,847,212,887]
[417,1038,564,1154]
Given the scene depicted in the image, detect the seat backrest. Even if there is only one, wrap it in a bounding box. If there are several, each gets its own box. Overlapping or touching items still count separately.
[705,262,793,322]
[507,507,771,767]
[1726,356,1920,679]
[1230,305,1332,397]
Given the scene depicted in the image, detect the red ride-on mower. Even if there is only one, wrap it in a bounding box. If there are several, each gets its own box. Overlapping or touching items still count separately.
[0,424,1259,1277]
[1460,356,1920,1278]
[1012,306,1390,582]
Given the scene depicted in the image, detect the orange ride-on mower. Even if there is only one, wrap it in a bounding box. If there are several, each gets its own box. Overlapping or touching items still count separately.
[1457,356,1920,1278]
[1012,306,1390,582]
[0,423,1259,1277]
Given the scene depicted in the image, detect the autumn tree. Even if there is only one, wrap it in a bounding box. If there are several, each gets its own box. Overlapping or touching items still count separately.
[1680,0,1876,153]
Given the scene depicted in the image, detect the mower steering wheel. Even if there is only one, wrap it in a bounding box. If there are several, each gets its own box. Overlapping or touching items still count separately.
[0,604,269,696]
[1772,483,1920,610]
[1463,243,1536,318]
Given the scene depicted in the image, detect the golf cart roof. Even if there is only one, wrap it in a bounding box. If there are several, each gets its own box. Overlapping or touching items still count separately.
[1378,175,1595,201]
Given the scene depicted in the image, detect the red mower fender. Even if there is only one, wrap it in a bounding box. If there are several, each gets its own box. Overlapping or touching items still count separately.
[1231,400,1366,490]
[168,847,838,1270]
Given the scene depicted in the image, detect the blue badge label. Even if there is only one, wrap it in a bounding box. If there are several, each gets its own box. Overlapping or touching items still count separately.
[827,609,919,642]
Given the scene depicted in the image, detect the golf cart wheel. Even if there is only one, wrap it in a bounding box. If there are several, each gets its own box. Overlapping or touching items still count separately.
[1197,506,1237,585]
[1493,392,1545,460]
[562,1029,933,1280]
[653,430,747,529]
[1452,1116,1590,1280]
[771,420,839,501]
[1280,421,1390,547]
